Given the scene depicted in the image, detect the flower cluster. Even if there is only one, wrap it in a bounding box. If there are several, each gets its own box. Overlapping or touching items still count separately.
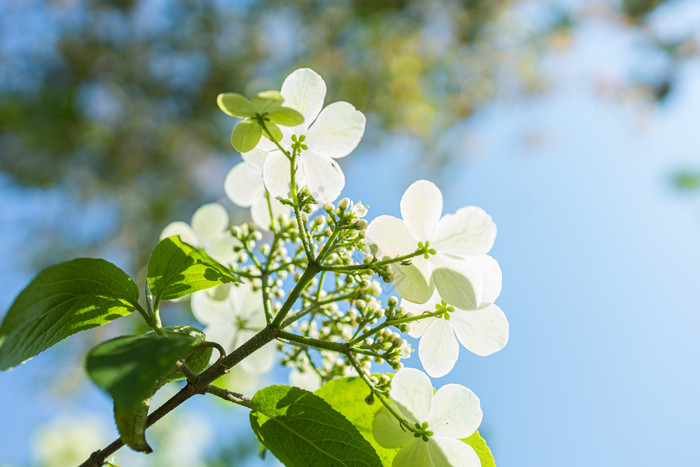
[156,68,507,466]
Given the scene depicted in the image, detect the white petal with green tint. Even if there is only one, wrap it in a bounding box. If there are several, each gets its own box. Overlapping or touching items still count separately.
[372,406,415,449]
[428,437,480,467]
[225,161,264,207]
[251,195,288,230]
[392,261,434,305]
[191,203,229,243]
[231,119,263,153]
[432,206,496,258]
[431,255,482,310]
[306,101,366,159]
[280,68,326,130]
[390,368,433,424]
[428,384,482,439]
[159,221,197,245]
[298,150,345,203]
[402,295,440,338]
[217,93,254,118]
[419,319,459,378]
[400,180,443,242]
[393,439,432,467]
[242,148,268,169]
[365,215,417,258]
[191,290,234,325]
[262,150,293,200]
[450,304,509,357]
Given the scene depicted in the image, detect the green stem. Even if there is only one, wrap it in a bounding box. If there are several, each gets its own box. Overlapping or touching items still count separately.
[277,330,348,353]
[321,250,424,273]
[349,309,444,346]
[271,263,320,327]
[280,291,357,328]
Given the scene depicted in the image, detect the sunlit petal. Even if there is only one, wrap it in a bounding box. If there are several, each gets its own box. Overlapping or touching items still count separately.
[262,150,294,200]
[372,406,414,449]
[390,368,433,423]
[432,206,496,258]
[160,221,197,246]
[428,385,482,439]
[191,203,228,243]
[280,68,327,131]
[298,150,345,203]
[400,180,443,242]
[450,304,509,357]
[306,101,366,158]
[419,319,459,378]
[428,437,480,467]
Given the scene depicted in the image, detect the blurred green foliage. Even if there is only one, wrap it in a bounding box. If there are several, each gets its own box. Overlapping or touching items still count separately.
[0,0,695,270]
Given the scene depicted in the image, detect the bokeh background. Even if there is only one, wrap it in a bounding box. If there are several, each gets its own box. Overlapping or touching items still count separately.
[1,0,699,465]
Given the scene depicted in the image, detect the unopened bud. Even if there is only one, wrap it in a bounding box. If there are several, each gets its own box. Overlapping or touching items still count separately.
[338,198,350,210]
[355,219,368,230]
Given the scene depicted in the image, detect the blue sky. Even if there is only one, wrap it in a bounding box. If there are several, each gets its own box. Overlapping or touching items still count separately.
[1,3,700,466]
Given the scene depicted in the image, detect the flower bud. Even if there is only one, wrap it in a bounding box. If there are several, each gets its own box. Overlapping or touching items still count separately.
[338,198,350,211]
[355,219,368,230]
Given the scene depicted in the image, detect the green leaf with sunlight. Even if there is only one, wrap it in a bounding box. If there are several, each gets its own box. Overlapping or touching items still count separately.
[0,258,138,371]
[85,326,206,453]
[249,384,382,467]
[262,121,283,142]
[316,377,497,467]
[251,90,284,113]
[217,93,254,118]
[268,107,304,126]
[315,376,399,465]
[147,236,238,305]
[231,119,263,153]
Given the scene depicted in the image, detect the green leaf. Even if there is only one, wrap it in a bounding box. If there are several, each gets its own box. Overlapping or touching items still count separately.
[85,327,206,452]
[315,377,398,466]
[0,258,138,371]
[462,431,496,467]
[316,377,497,467]
[231,119,263,153]
[147,236,238,305]
[162,326,213,383]
[251,90,284,113]
[249,384,382,467]
[267,107,304,127]
[217,92,254,118]
[262,121,283,142]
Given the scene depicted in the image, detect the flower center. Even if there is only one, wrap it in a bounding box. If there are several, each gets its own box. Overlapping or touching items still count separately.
[413,421,434,442]
[417,241,437,259]
[291,134,308,153]
[435,300,455,320]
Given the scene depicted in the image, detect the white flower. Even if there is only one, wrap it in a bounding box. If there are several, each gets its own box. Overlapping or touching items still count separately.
[373,368,483,467]
[260,68,366,203]
[224,148,290,230]
[401,260,508,377]
[365,180,496,309]
[160,203,239,267]
[289,368,322,392]
[191,282,275,374]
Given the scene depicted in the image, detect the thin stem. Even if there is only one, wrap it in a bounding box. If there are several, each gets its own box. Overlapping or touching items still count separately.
[321,250,424,273]
[277,330,348,353]
[206,385,255,409]
[280,292,357,328]
[349,309,444,346]
[176,360,198,383]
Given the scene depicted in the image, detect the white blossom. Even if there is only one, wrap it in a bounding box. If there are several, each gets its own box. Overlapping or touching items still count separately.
[224,148,290,230]
[366,180,497,309]
[402,260,508,377]
[191,283,275,374]
[373,368,483,467]
[260,68,366,203]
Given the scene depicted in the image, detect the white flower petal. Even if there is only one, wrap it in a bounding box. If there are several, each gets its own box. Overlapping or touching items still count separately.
[160,221,197,246]
[400,180,443,242]
[401,294,442,338]
[224,161,264,208]
[305,101,366,158]
[472,255,502,304]
[204,234,238,266]
[419,319,459,378]
[450,304,509,357]
[203,323,237,361]
[262,150,294,200]
[280,68,327,131]
[372,406,415,449]
[250,195,289,230]
[241,148,268,170]
[432,206,496,258]
[205,283,232,301]
[298,150,345,203]
[365,216,417,259]
[393,439,433,467]
[431,255,483,310]
[191,291,235,325]
[428,384,482,439]
[428,437,480,467]
[289,369,321,392]
[392,260,434,305]
[231,283,264,323]
[390,368,433,423]
[191,203,228,243]
[238,331,275,374]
